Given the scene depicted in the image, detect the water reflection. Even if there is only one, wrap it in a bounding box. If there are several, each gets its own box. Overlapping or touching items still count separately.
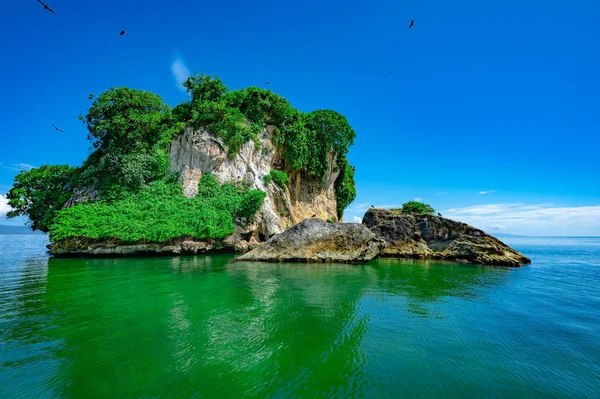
[1,255,511,398]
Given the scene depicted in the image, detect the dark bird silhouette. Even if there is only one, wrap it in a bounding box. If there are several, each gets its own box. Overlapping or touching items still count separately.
[408,19,414,28]
[437,212,442,216]
[120,30,126,36]
[51,123,65,133]
[37,0,56,15]
[88,94,94,100]
[264,81,270,85]
[389,72,393,75]
[371,205,375,208]
[311,213,316,218]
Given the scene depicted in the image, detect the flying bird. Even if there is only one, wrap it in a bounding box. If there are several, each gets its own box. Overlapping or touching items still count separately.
[437,212,442,216]
[88,93,94,100]
[37,0,56,15]
[51,123,65,133]
[264,81,270,85]
[371,205,375,208]
[120,30,126,36]
[408,19,414,28]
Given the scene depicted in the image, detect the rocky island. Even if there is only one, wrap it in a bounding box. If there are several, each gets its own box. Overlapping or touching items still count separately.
[6,73,530,266]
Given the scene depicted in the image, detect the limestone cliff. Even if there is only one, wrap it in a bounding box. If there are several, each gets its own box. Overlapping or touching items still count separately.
[169,126,340,242]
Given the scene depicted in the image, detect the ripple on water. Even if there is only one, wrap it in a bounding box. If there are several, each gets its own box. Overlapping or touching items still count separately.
[0,236,599,398]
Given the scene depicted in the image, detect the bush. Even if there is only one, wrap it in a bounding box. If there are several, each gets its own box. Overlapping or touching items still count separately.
[49,174,265,243]
[264,169,288,190]
[326,218,334,223]
[396,201,435,215]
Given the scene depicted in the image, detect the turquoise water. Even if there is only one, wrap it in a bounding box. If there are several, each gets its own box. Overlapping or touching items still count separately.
[1,235,599,398]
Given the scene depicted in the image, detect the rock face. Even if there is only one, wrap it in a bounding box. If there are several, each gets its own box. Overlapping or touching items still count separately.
[47,235,260,257]
[362,209,531,267]
[169,126,340,241]
[236,218,384,263]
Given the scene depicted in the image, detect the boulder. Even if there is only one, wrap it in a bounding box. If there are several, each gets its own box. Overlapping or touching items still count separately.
[236,218,384,263]
[362,208,531,267]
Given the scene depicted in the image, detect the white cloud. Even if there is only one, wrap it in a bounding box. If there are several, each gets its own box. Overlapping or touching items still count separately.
[352,216,362,223]
[413,197,422,202]
[490,224,505,230]
[442,203,600,236]
[0,194,12,217]
[479,190,496,195]
[1,163,35,172]
[171,55,191,93]
[436,192,445,196]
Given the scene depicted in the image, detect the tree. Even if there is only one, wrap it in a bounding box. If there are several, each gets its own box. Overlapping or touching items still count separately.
[398,200,435,215]
[183,73,228,103]
[77,87,180,195]
[6,165,78,232]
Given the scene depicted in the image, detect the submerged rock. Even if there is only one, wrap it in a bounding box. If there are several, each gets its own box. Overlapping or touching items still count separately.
[362,209,531,267]
[236,218,384,263]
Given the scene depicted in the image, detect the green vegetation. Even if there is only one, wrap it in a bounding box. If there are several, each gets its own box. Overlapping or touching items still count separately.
[326,218,335,224]
[49,175,265,243]
[7,165,78,232]
[75,87,181,197]
[263,169,288,190]
[394,201,436,215]
[8,73,357,240]
[334,159,356,219]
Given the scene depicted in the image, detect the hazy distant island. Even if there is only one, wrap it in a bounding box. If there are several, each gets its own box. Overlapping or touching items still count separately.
[6,73,529,266]
[0,225,45,235]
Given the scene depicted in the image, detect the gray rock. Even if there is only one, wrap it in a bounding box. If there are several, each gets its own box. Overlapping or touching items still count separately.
[362,209,531,267]
[236,218,384,263]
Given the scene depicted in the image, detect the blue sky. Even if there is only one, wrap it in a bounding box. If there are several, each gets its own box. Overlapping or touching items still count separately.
[1,0,599,235]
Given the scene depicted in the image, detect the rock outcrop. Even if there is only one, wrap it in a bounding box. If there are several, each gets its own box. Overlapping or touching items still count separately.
[169,126,340,242]
[236,218,384,263]
[47,235,260,257]
[362,208,531,267]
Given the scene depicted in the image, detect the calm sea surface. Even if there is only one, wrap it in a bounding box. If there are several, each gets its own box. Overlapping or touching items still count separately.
[0,235,599,398]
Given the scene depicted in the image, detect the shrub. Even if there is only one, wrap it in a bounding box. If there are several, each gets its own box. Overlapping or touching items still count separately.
[264,169,288,190]
[326,218,334,223]
[396,201,436,215]
[49,174,265,243]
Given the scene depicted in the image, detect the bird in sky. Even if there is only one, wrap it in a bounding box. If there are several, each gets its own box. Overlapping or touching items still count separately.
[37,0,56,15]
[51,123,65,133]
[88,94,94,100]
[120,30,126,36]
[437,212,442,216]
[264,81,270,85]
[408,19,415,28]
[389,72,393,75]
